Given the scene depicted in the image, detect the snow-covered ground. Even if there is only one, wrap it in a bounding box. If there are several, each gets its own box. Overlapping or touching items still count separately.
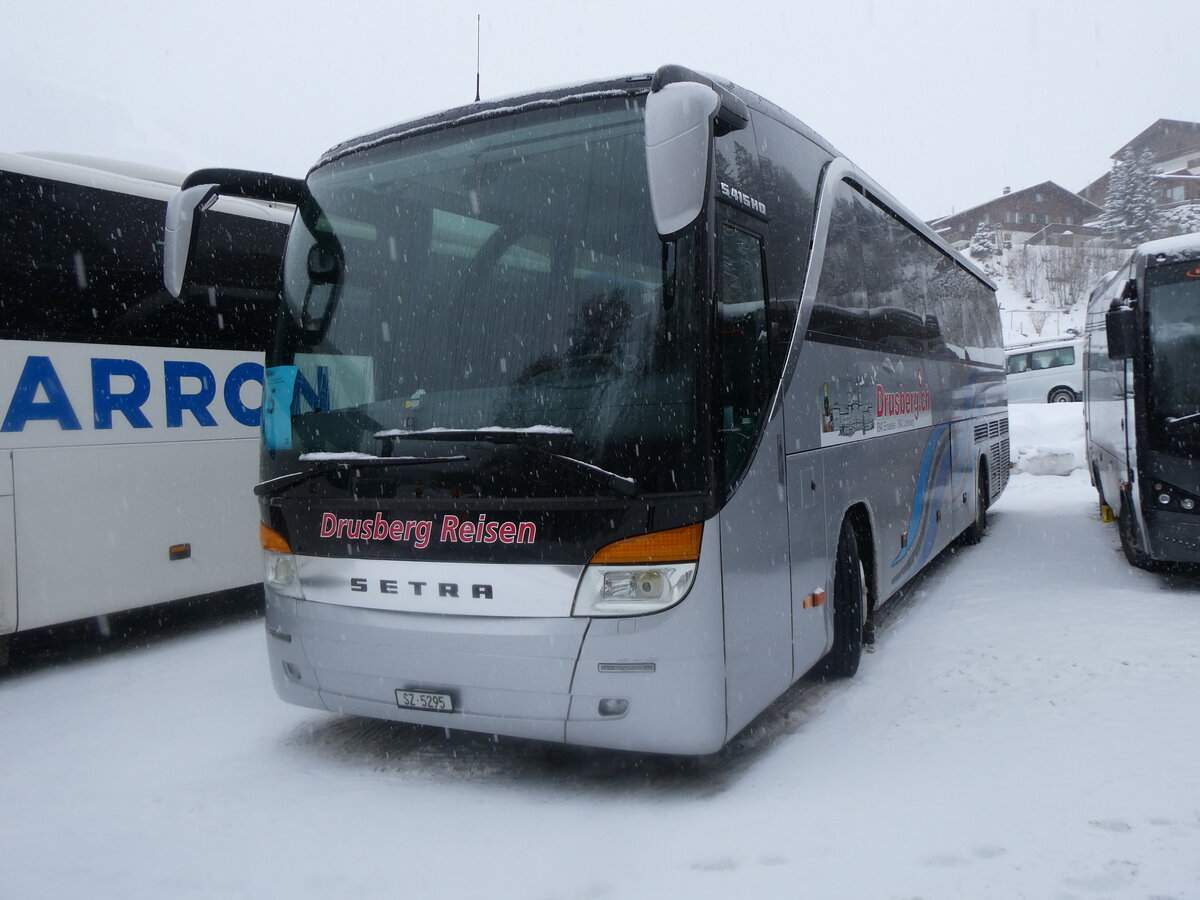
[2,406,1199,899]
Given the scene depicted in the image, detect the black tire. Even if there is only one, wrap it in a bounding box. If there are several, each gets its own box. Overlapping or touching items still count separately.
[1118,498,1156,570]
[962,466,989,545]
[1048,387,1077,403]
[817,518,866,678]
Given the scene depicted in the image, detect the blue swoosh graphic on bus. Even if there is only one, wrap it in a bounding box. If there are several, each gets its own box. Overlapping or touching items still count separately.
[917,439,955,564]
[890,423,951,568]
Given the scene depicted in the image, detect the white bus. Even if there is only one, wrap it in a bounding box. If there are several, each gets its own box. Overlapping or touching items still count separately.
[0,153,289,659]
[166,65,1007,754]
[1085,233,1200,569]
[1004,337,1082,403]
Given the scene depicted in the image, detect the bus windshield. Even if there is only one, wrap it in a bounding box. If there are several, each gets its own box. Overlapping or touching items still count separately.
[1145,260,1200,451]
[268,95,706,497]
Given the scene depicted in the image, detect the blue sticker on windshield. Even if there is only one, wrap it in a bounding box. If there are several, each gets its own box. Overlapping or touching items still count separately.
[264,366,298,451]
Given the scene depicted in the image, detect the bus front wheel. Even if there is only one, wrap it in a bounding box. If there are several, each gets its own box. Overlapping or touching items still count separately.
[818,518,866,678]
[1118,499,1156,571]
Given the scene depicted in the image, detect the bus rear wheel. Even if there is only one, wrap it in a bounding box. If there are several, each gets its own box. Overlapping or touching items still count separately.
[818,518,866,678]
[1048,387,1077,403]
[962,466,989,545]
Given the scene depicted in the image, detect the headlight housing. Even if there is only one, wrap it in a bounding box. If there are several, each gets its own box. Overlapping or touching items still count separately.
[572,523,702,617]
[261,522,306,601]
[1150,480,1200,514]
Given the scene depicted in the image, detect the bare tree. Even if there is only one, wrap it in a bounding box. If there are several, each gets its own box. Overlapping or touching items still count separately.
[1006,243,1127,312]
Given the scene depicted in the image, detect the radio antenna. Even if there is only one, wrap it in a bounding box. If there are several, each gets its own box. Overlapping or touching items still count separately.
[474,14,481,102]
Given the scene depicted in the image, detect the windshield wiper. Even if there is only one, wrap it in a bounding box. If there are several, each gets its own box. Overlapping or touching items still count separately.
[506,443,639,497]
[254,454,467,497]
[374,428,639,497]
[374,426,573,447]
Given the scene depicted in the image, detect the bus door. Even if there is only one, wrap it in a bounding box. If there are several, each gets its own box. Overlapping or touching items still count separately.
[714,216,794,734]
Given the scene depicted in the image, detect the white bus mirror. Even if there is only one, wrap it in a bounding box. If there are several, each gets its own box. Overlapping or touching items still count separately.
[164,168,306,299]
[163,183,219,298]
[644,81,720,236]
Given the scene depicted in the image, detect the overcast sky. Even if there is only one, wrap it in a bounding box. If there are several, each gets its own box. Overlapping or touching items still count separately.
[3,0,1194,221]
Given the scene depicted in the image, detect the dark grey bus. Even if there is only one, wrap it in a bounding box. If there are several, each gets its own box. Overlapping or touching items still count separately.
[1085,233,1200,569]
[164,65,1007,754]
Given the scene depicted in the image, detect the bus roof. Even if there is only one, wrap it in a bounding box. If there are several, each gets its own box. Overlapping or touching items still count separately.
[1,151,294,225]
[314,65,993,291]
[1136,231,1200,265]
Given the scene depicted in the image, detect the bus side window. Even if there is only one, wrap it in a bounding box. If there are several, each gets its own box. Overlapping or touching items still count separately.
[717,224,769,493]
[806,186,869,343]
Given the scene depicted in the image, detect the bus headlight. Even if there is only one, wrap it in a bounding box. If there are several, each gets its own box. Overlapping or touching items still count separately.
[572,523,702,617]
[574,564,696,616]
[1149,481,1200,514]
[261,522,306,601]
[264,550,306,601]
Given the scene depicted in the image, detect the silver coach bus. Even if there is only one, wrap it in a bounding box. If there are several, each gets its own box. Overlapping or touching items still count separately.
[1085,233,1200,570]
[164,65,1007,754]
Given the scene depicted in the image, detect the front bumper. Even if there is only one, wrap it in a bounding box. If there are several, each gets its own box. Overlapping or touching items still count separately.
[1143,509,1200,564]
[264,579,728,755]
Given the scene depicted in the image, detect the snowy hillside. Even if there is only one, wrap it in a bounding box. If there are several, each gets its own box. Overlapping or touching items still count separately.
[975,242,1130,346]
[2,406,1198,899]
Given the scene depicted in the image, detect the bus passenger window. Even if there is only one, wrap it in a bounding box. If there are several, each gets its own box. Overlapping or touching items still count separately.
[806,187,869,343]
[717,224,769,493]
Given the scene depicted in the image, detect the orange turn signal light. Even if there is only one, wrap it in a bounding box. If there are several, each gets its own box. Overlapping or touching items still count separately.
[260,522,292,553]
[588,523,703,565]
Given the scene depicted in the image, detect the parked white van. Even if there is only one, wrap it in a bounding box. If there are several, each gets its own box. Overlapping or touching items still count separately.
[1005,338,1083,402]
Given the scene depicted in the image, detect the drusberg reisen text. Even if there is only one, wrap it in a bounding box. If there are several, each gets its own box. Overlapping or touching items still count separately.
[320,513,537,550]
[876,383,932,418]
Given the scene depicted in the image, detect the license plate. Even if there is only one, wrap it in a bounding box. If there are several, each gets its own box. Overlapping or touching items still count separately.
[396,689,455,713]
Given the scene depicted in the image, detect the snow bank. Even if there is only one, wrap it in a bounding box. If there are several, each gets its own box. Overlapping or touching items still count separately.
[1007,402,1085,475]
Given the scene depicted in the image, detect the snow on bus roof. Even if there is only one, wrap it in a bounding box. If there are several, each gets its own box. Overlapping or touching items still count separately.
[1138,231,1200,262]
[317,86,638,169]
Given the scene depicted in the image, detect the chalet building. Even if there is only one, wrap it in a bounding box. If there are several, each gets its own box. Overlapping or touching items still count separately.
[1078,119,1200,211]
[927,181,1103,249]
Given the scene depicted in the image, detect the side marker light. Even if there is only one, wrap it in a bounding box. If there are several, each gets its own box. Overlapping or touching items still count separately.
[598,698,629,717]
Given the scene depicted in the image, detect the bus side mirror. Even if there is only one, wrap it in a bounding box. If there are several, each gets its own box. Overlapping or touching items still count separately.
[163,167,306,299]
[1106,305,1138,360]
[163,183,219,298]
[644,81,720,236]
[643,66,750,238]
[299,241,343,333]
